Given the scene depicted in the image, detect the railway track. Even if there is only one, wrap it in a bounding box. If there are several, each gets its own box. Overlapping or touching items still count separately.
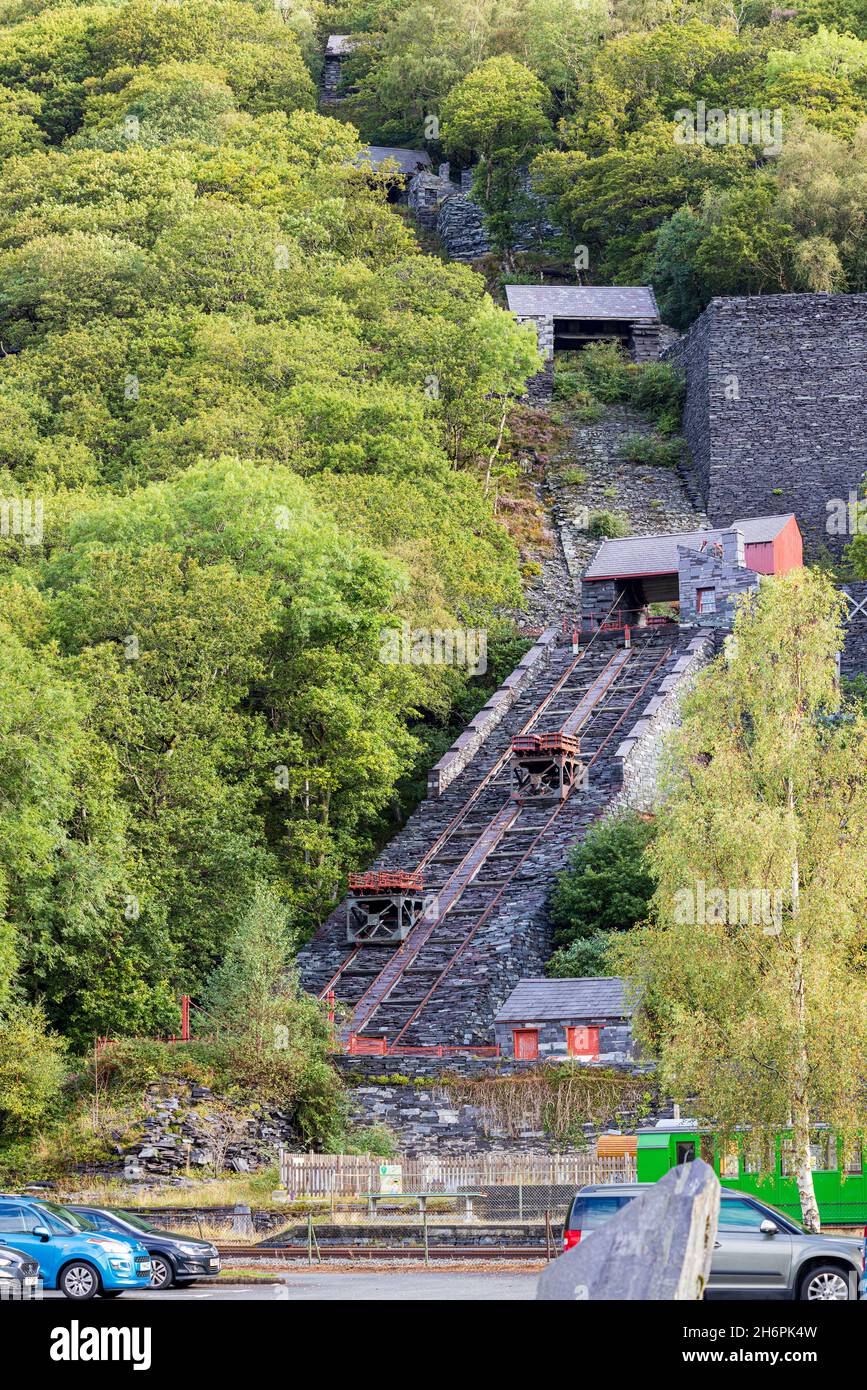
[310,630,682,1047]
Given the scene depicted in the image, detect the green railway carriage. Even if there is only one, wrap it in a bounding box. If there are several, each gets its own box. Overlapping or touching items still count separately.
[636,1122,867,1226]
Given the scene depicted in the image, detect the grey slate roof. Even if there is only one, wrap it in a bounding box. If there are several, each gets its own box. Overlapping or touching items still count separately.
[325,34,357,57]
[494,977,629,1023]
[505,285,659,321]
[583,515,795,581]
[356,146,432,176]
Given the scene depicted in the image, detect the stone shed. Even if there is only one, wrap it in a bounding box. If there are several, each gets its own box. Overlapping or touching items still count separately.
[580,514,802,629]
[493,977,633,1063]
[322,34,358,100]
[354,146,432,201]
[662,293,867,558]
[505,285,661,363]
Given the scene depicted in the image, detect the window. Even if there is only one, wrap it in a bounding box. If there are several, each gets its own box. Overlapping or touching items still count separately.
[717,1199,769,1231]
[567,1194,635,1230]
[781,1134,837,1174]
[566,1026,599,1059]
[513,1029,539,1060]
[697,587,716,614]
[809,1133,837,1172]
[720,1144,739,1179]
[742,1133,776,1176]
[0,1205,29,1234]
[676,1141,697,1165]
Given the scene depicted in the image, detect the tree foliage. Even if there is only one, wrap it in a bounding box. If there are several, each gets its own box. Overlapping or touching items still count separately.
[613,571,867,1229]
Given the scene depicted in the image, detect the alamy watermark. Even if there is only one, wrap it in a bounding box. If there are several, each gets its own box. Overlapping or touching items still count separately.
[674,100,783,157]
[674,879,784,935]
[826,491,867,536]
[0,497,43,545]
[379,623,487,675]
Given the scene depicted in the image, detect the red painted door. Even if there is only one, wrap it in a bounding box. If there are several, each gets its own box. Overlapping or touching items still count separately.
[567,1026,599,1059]
[513,1029,539,1060]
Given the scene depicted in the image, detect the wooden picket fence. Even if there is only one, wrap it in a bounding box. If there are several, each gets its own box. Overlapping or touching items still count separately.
[279,1149,635,1197]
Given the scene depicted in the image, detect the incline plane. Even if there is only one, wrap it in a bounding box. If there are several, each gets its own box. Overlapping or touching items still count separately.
[298,621,710,1053]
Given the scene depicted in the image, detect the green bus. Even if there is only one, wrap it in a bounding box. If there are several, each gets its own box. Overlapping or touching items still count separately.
[636,1122,867,1226]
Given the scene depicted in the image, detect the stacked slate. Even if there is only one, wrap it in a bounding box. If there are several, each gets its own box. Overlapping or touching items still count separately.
[436,194,491,261]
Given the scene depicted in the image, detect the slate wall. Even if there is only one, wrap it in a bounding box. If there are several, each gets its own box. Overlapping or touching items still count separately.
[664,294,867,557]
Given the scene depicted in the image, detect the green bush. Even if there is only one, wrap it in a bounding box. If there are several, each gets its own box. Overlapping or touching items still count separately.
[620,434,683,468]
[548,813,657,959]
[547,931,614,978]
[578,341,633,402]
[0,1003,67,1137]
[345,1124,397,1157]
[587,510,630,539]
[560,467,587,486]
[628,362,685,422]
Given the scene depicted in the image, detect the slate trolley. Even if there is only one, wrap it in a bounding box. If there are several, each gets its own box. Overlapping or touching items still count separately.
[636,1123,867,1225]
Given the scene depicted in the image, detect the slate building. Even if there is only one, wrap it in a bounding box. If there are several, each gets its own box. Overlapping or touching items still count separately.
[663,293,867,558]
[581,514,803,629]
[506,284,661,402]
[493,977,634,1063]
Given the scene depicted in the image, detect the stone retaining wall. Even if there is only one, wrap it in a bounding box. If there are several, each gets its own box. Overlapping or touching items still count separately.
[612,633,713,812]
[427,625,558,796]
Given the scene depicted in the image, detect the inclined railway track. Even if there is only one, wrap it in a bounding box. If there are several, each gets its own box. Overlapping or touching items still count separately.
[320,635,677,1045]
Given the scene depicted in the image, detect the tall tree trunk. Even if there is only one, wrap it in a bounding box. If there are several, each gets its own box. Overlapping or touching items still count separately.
[788,796,821,1232]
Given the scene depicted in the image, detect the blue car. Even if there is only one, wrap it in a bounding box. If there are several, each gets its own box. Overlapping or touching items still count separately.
[0,1196,152,1299]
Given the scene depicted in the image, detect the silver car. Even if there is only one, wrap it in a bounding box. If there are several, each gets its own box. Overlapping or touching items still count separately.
[562,1184,864,1299]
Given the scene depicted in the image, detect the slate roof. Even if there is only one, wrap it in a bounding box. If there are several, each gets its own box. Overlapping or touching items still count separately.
[505,285,659,321]
[583,515,795,581]
[325,35,357,56]
[356,146,432,176]
[494,977,629,1023]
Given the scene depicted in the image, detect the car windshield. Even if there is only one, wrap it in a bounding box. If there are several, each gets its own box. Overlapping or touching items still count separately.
[37,1201,97,1233]
[111,1211,159,1234]
[567,1193,637,1229]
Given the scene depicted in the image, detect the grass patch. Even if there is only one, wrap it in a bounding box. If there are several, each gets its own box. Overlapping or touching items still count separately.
[587,510,630,540]
[620,434,683,468]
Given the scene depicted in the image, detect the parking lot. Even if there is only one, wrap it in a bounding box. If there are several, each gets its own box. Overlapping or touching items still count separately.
[40,1269,540,1301]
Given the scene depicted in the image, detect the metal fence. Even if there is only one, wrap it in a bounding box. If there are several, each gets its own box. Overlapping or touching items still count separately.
[113,1154,636,1257]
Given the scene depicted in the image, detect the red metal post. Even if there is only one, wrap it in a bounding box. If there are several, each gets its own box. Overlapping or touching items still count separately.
[181,994,190,1042]
[326,989,336,1050]
[624,624,631,649]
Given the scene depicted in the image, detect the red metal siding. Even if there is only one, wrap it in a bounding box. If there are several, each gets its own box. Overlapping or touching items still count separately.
[745,518,803,577]
[744,540,775,575]
[772,516,803,575]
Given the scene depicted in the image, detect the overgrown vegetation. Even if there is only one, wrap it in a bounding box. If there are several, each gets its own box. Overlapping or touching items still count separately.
[0,0,542,1067]
[547,813,657,978]
[443,1066,654,1148]
[612,571,867,1229]
[330,0,867,311]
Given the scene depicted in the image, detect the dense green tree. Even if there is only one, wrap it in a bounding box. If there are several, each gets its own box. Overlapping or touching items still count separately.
[441,55,552,251]
[614,571,867,1230]
[0,1002,67,1136]
[546,813,657,977]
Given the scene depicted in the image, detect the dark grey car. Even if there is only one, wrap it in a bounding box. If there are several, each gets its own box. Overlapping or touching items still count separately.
[0,1241,41,1299]
[563,1184,864,1299]
[69,1206,221,1290]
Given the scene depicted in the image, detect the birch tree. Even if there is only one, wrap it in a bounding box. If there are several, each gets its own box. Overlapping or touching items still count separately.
[614,569,867,1230]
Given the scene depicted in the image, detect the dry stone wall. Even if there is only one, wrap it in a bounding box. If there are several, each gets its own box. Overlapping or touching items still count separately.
[664,293,867,558]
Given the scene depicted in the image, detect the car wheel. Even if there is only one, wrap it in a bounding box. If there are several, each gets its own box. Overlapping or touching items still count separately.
[149,1253,175,1290]
[59,1262,101,1300]
[799,1265,853,1301]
